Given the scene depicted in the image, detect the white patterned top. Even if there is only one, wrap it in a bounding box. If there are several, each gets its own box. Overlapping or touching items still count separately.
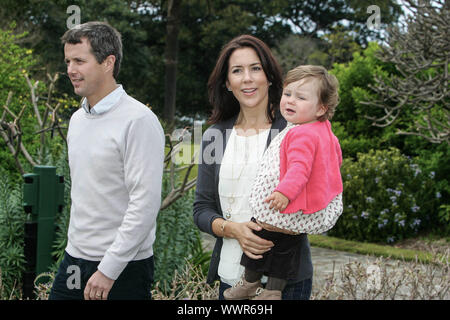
[249,123,343,234]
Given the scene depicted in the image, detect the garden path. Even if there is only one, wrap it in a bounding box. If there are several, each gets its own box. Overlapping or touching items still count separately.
[200,232,377,288]
[201,232,449,299]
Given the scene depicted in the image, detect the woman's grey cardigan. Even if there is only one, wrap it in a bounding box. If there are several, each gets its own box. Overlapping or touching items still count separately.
[193,113,313,284]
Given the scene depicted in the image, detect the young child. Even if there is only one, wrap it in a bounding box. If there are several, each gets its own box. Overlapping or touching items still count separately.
[224,65,343,300]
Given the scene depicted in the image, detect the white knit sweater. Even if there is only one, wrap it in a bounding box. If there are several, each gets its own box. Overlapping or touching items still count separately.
[66,92,165,280]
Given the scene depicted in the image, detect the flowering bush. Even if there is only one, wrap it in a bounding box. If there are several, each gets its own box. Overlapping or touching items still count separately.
[329,148,441,243]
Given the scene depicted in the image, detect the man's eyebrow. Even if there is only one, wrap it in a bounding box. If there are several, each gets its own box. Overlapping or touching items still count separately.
[65,57,85,62]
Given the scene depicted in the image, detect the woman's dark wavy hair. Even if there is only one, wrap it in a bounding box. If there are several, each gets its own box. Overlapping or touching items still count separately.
[207,35,283,124]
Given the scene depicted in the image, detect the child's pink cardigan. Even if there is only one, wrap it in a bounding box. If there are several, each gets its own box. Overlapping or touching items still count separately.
[275,120,343,214]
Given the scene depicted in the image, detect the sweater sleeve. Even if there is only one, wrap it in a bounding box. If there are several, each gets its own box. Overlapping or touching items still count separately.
[274,128,318,202]
[97,113,165,280]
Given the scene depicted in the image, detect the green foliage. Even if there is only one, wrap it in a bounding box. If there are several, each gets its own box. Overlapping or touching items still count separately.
[330,39,449,241]
[329,148,445,243]
[187,235,212,278]
[0,25,39,176]
[321,26,361,65]
[414,144,450,235]
[273,35,329,72]
[332,121,376,157]
[0,25,77,180]
[51,146,71,270]
[0,0,402,119]
[153,174,200,291]
[330,42,449,160]
[331,42,390,158]
[268,0,402,45]
[0,24,36,98]
[0,167,26,299]
[437,205,450,235]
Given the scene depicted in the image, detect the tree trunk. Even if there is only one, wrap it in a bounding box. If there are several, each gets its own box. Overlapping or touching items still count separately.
[163,0,181,131]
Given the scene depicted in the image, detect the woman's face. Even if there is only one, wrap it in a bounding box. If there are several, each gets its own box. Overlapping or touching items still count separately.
[226,47,270,112]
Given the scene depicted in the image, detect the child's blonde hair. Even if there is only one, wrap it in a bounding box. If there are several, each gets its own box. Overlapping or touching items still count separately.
[284,65,339,122]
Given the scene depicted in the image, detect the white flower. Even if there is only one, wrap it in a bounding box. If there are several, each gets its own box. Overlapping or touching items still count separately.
[366,196,375,203]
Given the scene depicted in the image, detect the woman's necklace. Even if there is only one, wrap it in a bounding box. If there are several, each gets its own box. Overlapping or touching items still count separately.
[224,131,249,219]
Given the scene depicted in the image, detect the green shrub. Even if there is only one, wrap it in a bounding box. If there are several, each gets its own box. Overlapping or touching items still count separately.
[0,24,78,181]
[51,146,71,270]
[0,167,26,299]
[153,177,200,291]
[329,148,443,243]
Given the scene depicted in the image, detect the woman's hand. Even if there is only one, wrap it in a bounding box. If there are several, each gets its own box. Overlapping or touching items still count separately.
[235,221,274,259]
[213,218,273,259]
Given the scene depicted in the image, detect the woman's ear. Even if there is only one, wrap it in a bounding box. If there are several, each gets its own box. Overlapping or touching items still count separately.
[225,80,231,91]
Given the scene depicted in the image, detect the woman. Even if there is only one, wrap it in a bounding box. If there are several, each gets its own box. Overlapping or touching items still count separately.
[193,34,313,300]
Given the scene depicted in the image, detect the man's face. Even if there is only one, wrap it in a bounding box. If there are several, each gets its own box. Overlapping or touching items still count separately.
[64,38,106,101]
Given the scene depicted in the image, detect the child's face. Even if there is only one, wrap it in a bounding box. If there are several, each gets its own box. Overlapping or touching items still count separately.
[280,78,327,124]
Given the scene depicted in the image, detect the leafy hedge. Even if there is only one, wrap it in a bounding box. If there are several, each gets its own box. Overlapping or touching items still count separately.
[0,167,26,299]
[329,148,446,243]
[153,175,201,291]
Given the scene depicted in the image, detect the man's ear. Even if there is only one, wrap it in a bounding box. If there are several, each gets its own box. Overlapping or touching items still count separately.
[103,55,116,74]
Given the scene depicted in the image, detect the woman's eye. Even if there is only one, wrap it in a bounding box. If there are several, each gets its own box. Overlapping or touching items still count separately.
[231,69,241,74]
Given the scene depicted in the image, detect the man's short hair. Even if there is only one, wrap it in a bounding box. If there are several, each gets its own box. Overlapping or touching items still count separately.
[61,21,122,79]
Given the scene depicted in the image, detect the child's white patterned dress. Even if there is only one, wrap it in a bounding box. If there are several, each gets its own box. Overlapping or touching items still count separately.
[249,122,343,234]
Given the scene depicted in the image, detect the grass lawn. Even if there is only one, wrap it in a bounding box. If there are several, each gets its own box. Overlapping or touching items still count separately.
[308,234,448,264]
[165,144,199,182]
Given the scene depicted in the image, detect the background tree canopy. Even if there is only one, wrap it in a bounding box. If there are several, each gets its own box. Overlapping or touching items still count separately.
[0,0,402,121]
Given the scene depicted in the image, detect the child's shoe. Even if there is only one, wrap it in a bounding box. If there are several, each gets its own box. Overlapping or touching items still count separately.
[251,287,282,300]
[223,278,262,300]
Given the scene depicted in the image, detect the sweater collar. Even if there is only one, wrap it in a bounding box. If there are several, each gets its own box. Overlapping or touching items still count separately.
[81,85,125,115]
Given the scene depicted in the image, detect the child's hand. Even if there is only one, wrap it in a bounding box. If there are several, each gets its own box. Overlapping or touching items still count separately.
[264,191,289,212]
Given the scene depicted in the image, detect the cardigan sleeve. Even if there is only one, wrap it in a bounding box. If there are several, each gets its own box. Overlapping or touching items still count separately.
[193,127,223,237]
[274,127,318,202]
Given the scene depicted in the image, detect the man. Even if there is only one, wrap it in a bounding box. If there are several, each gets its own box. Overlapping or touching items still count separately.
[49,21,165,300]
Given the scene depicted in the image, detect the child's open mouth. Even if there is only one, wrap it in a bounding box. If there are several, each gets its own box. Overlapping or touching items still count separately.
[285,108,295,114]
